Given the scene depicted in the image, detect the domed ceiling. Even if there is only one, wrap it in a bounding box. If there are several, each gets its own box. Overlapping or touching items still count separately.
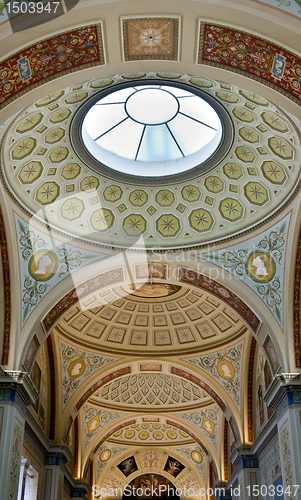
[106,420,194,447]
[1,72,300,251]
[90,372,213,412]
[57,283,246,355]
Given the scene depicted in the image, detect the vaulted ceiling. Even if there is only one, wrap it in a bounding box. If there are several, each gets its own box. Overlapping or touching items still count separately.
[0,0,300,495]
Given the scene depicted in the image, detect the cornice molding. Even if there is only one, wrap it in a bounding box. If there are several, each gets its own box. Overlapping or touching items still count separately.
[0,369,39,405]
[263,373,301,408]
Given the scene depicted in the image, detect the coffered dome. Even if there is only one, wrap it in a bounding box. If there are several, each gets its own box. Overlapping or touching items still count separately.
[57,283,246,356]
[2,72,300,252]
[90,372,212,412]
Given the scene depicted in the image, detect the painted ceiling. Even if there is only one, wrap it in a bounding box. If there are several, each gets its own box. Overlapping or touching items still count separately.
[90,372,213,411]
[0,1,300,494]
[107,421,194,447]
[1,73,300,251]
[57,283,246,355]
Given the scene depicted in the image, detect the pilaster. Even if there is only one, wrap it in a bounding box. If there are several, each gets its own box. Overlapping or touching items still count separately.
[40,445,73,500]
[17,458,30,500]
[0,369,38,500]
[228,448,259,500]
[264,374,301,500]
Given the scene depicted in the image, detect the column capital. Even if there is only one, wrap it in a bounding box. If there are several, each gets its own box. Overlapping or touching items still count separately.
[0,369,39,408]
[264,373,301,409]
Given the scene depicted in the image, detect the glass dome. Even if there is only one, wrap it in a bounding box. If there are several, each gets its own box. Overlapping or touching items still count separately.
[81,84,223,178]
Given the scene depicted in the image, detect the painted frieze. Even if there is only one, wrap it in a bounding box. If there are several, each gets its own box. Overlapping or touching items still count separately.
[199,23,301,104]
[0,25,104,109]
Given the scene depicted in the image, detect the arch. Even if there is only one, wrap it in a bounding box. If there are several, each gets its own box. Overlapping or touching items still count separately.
[54,355,243,446]
[96,448,207,500]
[34,260,262,343]
[0,7,300,496]
[80,414,218,473]
[173,360,243,444]
[17,246,289,375]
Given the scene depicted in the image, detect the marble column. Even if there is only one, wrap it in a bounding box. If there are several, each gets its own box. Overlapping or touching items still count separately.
[0,368,38,500]
[265,374,301,500]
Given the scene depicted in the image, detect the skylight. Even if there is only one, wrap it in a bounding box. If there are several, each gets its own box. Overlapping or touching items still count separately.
[81,84,223,177]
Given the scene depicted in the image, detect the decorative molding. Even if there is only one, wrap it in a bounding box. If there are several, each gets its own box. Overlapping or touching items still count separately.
[7,417,24,500]
[179,267,261,334]
[82,404,124,453]
[96,444,129,477]
[198,22,301,105]
[174,445,206,476]
[0,24,104,110]
[165,419,208,454]
[293,223,301,367]
[0,370,39,408]
[23,333,40,372]
[74,416,79,477]
[121,16,180,62]
[279,420,295,493]
[263,373,301,408]
[263,334,281,374]
[276,390,301,419]
[224,419,229,480]
[46,335,56,440]
[0,204,11,365]
[93,419,136,453]
[248,338,257,442]
[177,406,221,455]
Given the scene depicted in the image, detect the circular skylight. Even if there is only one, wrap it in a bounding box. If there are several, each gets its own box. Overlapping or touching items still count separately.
[80,84,224,178]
